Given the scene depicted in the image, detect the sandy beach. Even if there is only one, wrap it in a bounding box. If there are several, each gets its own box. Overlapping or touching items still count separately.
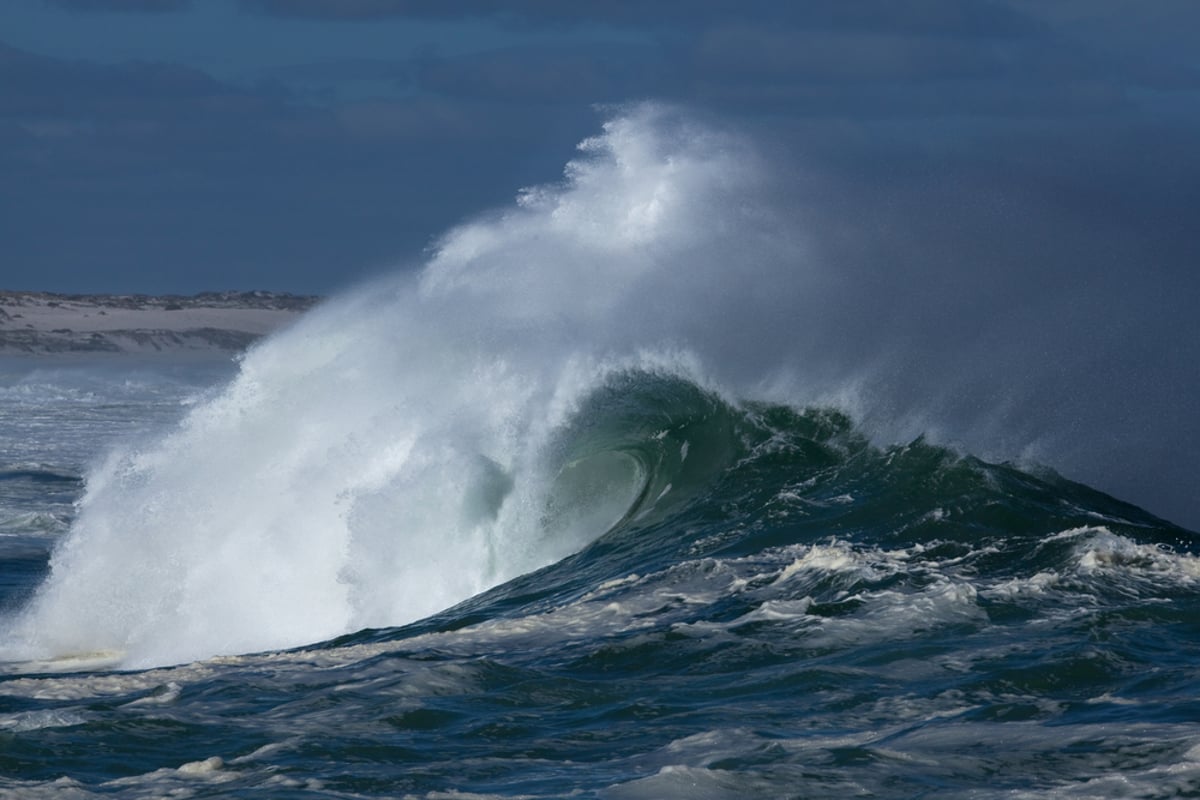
[0,290,320,355]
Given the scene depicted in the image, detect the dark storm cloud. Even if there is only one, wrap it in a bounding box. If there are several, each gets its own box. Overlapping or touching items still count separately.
[5,0,1195,297]
[386,16,1195,130]
[239,0,1036,37]
[412,43,676,104]
[43,0,189,12]
[266,0,1187,129]
[0,40,592,293]
[687,23,1194,90]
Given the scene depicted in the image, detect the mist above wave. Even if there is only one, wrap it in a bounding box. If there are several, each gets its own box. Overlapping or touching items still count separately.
[0,105,788,667]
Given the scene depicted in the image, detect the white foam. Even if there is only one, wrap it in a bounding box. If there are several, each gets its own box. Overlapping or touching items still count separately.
[0,708,88,732]
[984,570,1061,598]
[1074,529,1200,581]
[774,541,891,583]
[603,764,770,800]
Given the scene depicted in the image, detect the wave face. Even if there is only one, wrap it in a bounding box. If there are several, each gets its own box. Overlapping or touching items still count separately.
[0,105,1193,674]
[1,368,1196,797]
[0,106,799,667]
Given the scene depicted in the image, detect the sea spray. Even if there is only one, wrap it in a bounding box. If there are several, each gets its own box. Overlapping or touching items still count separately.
[1,104,804,668]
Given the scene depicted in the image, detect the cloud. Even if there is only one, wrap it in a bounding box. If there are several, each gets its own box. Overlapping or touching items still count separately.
[8,0,1198,297]
[412,43,676,104]
[0,40,599,293]
[374,14,1195,128]
[6,0,1198,301]
[234,0,1189,128]
[43,0,189,12]
[237,0,1036,36]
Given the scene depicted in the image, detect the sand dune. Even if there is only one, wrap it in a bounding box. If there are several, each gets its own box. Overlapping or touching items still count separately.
[0,291,319,355]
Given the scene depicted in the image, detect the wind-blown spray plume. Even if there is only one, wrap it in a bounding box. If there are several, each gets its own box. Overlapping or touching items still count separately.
[1,105,805,668]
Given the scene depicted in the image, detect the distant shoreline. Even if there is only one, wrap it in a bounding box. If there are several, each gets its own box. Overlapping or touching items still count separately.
[0,290,321,356]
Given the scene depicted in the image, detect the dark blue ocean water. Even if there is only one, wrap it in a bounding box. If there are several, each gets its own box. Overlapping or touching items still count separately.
[1,358,1198,799]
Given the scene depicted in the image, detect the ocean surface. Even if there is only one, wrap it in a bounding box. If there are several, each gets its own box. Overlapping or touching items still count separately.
[2,355,1197,798]
[2,107,1198,798]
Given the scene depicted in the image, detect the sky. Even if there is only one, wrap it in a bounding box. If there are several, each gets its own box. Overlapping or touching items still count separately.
[1,1,1199,525]
[1,0,1195,295]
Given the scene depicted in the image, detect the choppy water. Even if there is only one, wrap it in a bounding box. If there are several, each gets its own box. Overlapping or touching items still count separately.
[1,106,1197,798]
[3,360,1197,798]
